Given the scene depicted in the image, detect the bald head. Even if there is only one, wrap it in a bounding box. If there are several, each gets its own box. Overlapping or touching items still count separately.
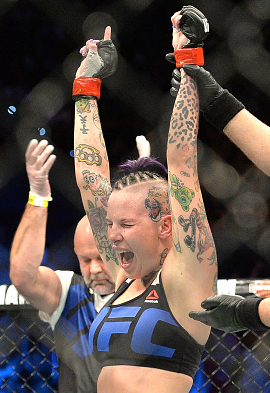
[74,215,115,296]
[74,215,94,249]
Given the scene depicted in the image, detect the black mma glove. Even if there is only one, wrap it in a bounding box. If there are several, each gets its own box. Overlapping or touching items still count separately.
[179,5,209,47]
[95,39,118,79]
[167,5,209,66]
[166,5,209,92]
[73,35,118,100]
[189,294,268,333]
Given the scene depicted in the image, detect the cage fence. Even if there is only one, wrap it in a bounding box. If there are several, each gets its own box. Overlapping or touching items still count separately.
[1,280,270,392]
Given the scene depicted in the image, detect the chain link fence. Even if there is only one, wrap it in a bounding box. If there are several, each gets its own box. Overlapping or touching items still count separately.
[193,329,270,392]
[1,302,270,392]
[0,305,58,393]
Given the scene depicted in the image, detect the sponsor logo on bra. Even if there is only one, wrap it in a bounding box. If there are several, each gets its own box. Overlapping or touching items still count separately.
[145,289,159,303]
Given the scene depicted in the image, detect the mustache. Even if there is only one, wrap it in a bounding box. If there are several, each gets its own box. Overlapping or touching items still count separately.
[89,274,113,282]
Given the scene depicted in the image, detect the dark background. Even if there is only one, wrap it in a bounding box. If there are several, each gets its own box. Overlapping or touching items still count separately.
[1,0,270,284]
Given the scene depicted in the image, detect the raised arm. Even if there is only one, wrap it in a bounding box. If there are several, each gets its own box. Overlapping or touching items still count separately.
[73,27,119,281]
[166,9,217,306]
[10,139,62,314]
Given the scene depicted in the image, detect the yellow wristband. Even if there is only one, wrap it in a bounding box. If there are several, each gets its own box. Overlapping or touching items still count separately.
[28,194,53,207]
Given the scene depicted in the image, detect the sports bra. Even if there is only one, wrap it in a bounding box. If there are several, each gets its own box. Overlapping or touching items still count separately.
[88,271,204,378]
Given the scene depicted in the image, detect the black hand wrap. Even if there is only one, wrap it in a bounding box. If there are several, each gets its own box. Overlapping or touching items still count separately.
[180,5,209,47]
[94,39,118,79]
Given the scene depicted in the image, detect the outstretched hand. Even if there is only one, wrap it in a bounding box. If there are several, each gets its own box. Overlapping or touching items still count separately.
[189,294,246,332]
[26,139,56,198]
[76,26,118,79]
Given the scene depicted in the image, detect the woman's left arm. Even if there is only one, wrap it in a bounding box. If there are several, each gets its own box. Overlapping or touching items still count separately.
[167,69,217,293]
[165,9,217,314]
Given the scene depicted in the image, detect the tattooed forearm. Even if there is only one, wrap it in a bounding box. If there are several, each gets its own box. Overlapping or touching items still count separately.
[76,97,101,131]
[82,170,112,197]
[169,73,199,151]
[78,114,89,134]
[75,144,102,166]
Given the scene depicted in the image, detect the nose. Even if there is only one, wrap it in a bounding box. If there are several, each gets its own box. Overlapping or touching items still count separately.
[90,259,103,275]
[108,224,122,245]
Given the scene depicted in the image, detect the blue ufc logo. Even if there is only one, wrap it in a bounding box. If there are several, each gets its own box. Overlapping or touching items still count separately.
[88,306,178,358]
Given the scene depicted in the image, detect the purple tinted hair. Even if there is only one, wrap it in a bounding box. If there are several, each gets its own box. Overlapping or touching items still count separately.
[112,156,168,184]
[112,157,168,188]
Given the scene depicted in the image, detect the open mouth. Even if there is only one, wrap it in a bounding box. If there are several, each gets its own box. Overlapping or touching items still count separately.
[120,251,134,268]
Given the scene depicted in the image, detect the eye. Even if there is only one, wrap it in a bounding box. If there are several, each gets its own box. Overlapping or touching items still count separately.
[81,258,91,265]
[106,221,113,228]
[122,223,134,228]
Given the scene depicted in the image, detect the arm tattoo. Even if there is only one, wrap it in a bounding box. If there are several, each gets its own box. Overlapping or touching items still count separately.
[169,171,195,212]
[82,170,111,197]
[76,97,101,131]
[168,73,199,151]
[86,199,118,265]
[78,114,89,134]
[75,144,102,166]
[178,201,217,265]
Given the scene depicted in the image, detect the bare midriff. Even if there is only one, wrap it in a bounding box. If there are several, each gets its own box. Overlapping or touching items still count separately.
[97,365,193,393]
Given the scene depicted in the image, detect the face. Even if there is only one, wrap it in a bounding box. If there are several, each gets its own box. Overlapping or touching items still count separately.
[106,183,168,280]
[74,222,115,296]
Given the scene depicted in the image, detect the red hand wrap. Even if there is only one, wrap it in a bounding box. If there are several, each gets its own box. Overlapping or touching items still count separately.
[174,47,204,68]
[72,77,101,100]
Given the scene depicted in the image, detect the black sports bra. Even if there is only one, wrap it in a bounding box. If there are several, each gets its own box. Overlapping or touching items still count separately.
[88,271,204,378]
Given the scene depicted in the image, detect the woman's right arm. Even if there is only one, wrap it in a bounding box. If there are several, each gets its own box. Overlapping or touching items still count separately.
[74,27,120,281]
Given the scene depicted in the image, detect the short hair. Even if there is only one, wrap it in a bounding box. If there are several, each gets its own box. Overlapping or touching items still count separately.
[112,157,168,190]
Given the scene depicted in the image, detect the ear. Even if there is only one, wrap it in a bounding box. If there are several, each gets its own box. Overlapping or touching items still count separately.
[158,215,172,239]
